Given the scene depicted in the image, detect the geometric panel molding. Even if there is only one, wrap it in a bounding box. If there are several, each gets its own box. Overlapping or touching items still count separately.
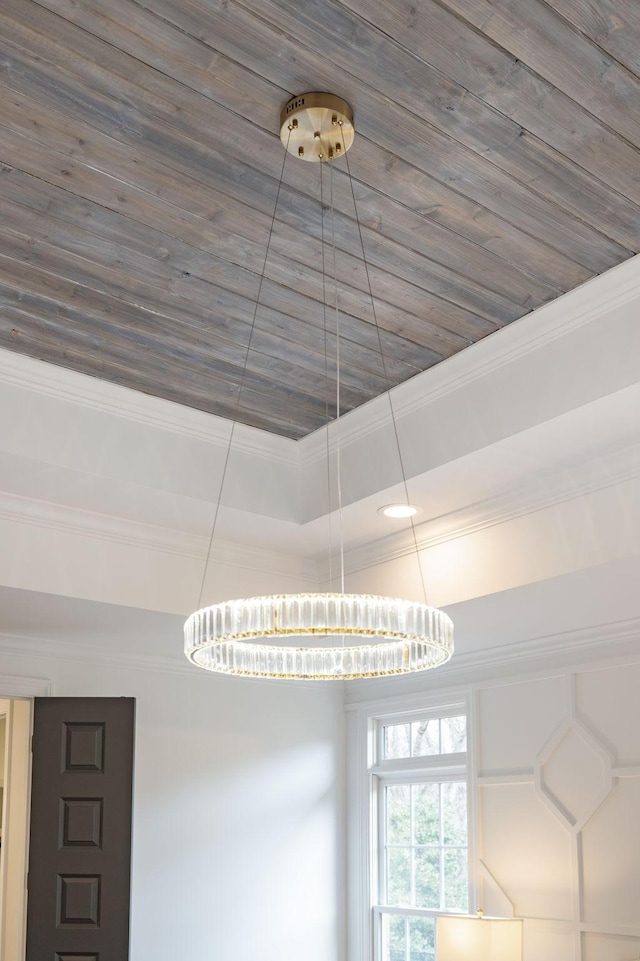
[582,778,640,927]
[480,783,574,920]
[56,875,101,927]
[576,661,640,767]
[59,798,103,849]
[517,919,575,961]
[62,723,105,773]
[478,675,566,772]
[582,931,640,961]
[536,719,613,831]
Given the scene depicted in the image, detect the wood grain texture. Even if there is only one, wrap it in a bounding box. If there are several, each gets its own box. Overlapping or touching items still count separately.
[0,0,638,436]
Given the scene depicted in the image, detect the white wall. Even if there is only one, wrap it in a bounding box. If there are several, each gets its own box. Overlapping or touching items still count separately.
[346,644,640,961]
[0,649,346,961]
[3,637,640,961]
[476,657,640,961]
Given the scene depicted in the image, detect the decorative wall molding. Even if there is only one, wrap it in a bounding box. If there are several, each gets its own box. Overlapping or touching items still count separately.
[475,662,640,958]
[347,640,640,961]
[478,859,516,916]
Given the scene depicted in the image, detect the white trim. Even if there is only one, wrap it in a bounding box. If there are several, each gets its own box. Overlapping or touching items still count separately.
[0,632,342,696]
[0,630,196,676]
[477,860,516,916]
[300,255,640,460]
[0,674,50,698]
[344,616,640,706]
[3,256,636,466]
[2,426,638,598]
[477,771,534,785]
[579,922,640,937]
[0,423,636,610]
[350,691,472,961]
[0,348,296,463]
[0,490,319,582]
[325,438,640,581]
[612,766,640,778]
[466,688,479,914]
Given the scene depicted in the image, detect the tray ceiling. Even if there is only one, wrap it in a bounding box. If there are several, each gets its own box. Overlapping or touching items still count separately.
[0,0,639,438]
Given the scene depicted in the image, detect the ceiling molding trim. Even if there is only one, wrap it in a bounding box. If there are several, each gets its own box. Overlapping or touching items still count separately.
[299,255,640,463]
[3,433,638,587]
[324,440,640,579]
[2,617,638,699]
[0,491,318,583]
[2,255,638,469]
[344,616,640,706]
[0,673,52,698]
[0,632,341,696]
[0,491,203,557]
[0,348,297,464]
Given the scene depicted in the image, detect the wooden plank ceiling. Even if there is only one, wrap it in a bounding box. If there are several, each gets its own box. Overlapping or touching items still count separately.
[0,0,639,438]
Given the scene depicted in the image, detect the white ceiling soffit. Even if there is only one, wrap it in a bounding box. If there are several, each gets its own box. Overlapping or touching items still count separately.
[0,256,639,633]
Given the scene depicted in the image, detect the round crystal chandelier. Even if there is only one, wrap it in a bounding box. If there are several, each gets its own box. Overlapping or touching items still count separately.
[185,593,453,680]
[184,93,454,680]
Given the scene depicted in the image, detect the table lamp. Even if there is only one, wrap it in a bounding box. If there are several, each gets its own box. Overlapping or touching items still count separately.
[436,911,523,960]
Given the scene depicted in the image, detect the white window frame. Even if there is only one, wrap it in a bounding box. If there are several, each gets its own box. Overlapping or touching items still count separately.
[347,693,476,961]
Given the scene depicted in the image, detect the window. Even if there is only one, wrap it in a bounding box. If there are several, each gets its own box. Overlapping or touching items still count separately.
[370,707,469,961]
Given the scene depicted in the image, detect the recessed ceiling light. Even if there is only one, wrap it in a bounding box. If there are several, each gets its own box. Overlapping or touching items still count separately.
[378,504,420,519]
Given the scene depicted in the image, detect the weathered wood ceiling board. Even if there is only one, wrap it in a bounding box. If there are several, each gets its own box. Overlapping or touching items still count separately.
[0,0,638,437]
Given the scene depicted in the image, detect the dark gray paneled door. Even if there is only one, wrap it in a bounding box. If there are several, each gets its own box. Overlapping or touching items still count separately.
[25,697,135,961]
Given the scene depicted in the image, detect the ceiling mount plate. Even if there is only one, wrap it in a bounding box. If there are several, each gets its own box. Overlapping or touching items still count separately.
[280,92,355,162]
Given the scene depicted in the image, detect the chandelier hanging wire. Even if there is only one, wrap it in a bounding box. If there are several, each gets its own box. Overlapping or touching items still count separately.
[184,93,454,679]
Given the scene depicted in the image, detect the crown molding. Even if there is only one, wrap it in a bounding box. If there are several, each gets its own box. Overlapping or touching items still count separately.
[0,629,216,678]
[2,616,638,701]
[0,490,201,556]
[320,438,640,580]
[0,673,51,697]
[0,631,341,696]
[2,255,638,475]
[0,348,297,464]
[0,491,318,583]
[344,616,640,706]
[2,434,638,590]
[299,254,640,463]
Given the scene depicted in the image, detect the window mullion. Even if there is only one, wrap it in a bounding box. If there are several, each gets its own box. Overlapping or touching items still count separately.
[379,780,387,906]
[410,784,415,909]
[372,709,469,961]
[439,782,445,911]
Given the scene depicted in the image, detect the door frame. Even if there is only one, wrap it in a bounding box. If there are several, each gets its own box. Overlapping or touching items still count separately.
[0,674,50,961]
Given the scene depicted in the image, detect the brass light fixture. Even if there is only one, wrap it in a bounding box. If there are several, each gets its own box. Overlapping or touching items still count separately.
[184,93,454,680]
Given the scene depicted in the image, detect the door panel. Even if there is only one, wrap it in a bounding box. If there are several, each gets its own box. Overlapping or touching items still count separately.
[26,697,135,960]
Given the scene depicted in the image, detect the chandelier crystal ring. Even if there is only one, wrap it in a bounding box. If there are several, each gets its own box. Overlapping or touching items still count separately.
[185,593,453,679]
[184,92,455,680]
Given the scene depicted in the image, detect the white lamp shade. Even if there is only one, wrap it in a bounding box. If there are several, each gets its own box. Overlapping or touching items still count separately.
[436,915,523,961]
